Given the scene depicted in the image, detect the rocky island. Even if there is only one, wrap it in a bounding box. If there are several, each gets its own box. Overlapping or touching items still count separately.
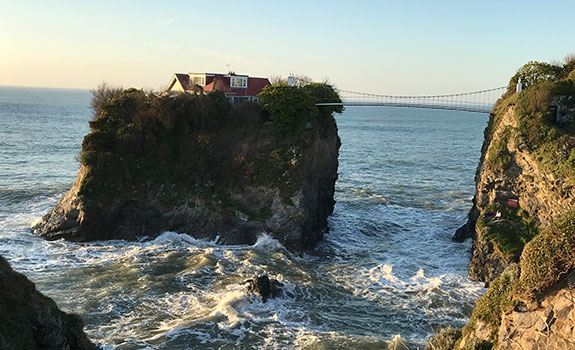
[430,58,575,349]
[32,83,343,253]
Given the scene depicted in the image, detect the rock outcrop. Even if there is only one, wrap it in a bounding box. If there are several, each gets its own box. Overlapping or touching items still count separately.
[243,275,284,303]
[33,86,341,253]
[450,61,575,350]
[0,255,96,350]
[498,271,575,350]
[456,103,575,283]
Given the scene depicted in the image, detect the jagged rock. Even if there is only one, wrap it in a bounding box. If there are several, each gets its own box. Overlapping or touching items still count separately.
[497,271,575,350]
[0,255,96,350]
[453,198,479,242]
[243,275,284,303]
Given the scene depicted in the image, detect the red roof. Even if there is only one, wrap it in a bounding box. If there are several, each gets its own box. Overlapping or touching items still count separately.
[203,76,234,93]
[246,77,271,96]
[169,73,271,97]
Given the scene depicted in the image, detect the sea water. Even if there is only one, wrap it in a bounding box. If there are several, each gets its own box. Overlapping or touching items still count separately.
[0,86,486,349]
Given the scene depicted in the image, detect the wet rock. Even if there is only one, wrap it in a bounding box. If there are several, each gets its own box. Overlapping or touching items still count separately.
[243,275,284,303]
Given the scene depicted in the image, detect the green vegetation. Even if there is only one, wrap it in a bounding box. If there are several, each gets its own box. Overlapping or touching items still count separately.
[79,81,341,214]
[425,326,461,350]
[258,83,342,137]
[486,126,513,170]
[459,55,575,348]
[507,61,562,94]
[80,88,228,206]
[476,203,538,261]
[518,209,575,298]
[463,264,520,344]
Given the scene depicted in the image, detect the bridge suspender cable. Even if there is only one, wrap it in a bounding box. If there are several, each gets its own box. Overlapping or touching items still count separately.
[317,86,507,114]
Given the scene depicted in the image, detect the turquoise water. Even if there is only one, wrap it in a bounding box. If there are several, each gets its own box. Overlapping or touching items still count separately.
[0,86,486,349]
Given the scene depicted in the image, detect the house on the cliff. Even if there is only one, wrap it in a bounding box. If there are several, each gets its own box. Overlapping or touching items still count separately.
[165,72,271,104]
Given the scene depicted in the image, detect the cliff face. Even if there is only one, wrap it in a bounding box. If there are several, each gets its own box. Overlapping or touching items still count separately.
[451,64,575,349]
[456,104,575,283]
[0,255,96,350]
[33,86,341,253]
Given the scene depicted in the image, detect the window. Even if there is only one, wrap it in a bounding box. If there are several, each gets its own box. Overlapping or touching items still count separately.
[191,76,205,86]
[230,77,247,88]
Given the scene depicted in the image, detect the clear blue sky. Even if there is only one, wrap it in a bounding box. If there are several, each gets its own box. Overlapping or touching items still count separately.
[1,0,573,94]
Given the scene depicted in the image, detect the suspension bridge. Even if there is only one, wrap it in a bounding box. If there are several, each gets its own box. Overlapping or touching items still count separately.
[316,86,508,114]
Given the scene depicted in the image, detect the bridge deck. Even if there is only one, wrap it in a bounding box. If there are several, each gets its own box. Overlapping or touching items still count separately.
[316,102,493,114]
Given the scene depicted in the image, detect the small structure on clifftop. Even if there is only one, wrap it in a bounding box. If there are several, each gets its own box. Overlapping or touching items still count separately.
[165,72,271,104]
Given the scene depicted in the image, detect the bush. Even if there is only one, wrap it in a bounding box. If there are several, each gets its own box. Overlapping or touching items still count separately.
[465,264,519,341]
[519,210,575,298]
[258,84,318,136]
[303,83,344,115]
[89,82,123,117]
[461,339,493,350]
[425,326,461,350]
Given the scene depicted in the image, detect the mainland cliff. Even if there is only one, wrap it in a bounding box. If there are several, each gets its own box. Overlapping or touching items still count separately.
[0,255,96,349]
[32,84,342,253]
[428,59,575,349]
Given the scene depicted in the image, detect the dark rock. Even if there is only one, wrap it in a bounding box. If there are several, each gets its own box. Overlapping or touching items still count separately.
[453,197,479,242]
[0,255,97,350]
[243,275,284,303]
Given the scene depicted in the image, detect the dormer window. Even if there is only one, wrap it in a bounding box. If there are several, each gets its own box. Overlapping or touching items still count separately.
[189,74,205,86]
[230,76,248,88]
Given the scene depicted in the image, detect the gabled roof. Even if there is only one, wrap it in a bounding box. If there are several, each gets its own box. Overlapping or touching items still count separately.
[203,76,234,93]
[166,73,190,91]
[246,77,271,96]
[175,73,189,88]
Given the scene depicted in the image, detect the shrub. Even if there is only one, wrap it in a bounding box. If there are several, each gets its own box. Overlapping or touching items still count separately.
[258,84,318,136]
[461,339,493,350]
[425,326,461,350]
[518,210,575,298]
[302,82,344,115]
[465,264,519,341]
[89,82,123,117]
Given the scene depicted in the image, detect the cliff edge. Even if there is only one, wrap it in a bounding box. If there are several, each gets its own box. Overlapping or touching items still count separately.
[32,84,342,253]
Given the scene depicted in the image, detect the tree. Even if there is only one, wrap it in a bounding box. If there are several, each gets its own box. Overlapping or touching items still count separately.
[302,83,344,114]
[258,84,317,135]
[508,61,562,93]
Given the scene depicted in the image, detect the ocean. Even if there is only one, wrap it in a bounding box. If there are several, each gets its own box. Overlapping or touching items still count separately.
[0,86,486,349]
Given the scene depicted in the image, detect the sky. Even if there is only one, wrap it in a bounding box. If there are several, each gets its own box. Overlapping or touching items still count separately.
[1,0,574,94]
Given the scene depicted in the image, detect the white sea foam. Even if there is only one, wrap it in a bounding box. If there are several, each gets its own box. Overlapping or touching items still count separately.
[252,233,285,251]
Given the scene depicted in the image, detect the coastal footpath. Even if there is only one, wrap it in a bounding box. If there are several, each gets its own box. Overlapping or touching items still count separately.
[32,84,342,253]
[430,58,575,349]
[0,255,96,349]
